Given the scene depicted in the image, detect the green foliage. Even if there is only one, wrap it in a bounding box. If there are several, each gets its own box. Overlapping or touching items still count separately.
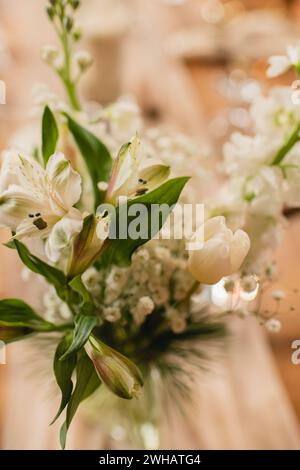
[52,334,77,424]
[59,314,97,361]
[60,349,101,449]
[0,299,57,343]
[97,176,189,268]
[64,114,112,208]
[42,105,59,165]
[7,239,67,300]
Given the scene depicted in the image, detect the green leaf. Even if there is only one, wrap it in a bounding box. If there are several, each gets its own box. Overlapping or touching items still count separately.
[97,176,189,268]
[51,334,77,424]
[42,106,59,165]
[9,239,67,300]
[64,113,112,209]
[0,298,55,343]
[59,314,97,361]
[60,349,101,449]
[0,298,53,329]
[69,275,93,314]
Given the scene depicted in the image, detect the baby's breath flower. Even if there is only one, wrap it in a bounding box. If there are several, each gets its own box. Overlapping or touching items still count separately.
[265,318,282,333]
[103,307,121,323]
[271,290,286,301]
[240,275,258,293]
[170,315,187,334]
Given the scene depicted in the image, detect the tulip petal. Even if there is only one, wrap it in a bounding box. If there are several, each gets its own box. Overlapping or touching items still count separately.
[230,229,250,271]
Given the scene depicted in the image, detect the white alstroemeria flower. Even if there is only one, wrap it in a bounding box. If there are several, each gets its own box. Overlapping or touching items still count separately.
[267,42,300,78]
[0,151,83,262]
[188,216,250,285]
[105,135,170,205]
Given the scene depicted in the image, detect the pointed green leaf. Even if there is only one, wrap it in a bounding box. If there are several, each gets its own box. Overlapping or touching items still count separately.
[8,239,67,300]
[51,334,77,424]
[59,314,97,361]
[42,105,59,165]
[64,114,112,208]
[97,176,189,268]
[0,299,55,343]
[60,349,101,449]
[69,275,93,314]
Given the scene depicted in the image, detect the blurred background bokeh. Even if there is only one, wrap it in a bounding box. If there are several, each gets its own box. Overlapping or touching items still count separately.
[1,0,300,449]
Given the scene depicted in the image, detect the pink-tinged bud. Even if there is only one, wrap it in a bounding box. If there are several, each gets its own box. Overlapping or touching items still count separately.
[86,336,143,400]
[0,326,30,343]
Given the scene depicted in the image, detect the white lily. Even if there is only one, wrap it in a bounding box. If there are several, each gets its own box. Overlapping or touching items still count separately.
[0,150,83,262]
[104,135,170,205]
[267,42,300,78]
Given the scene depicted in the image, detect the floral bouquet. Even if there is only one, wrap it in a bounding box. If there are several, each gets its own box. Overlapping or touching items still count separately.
[0,0,298,449]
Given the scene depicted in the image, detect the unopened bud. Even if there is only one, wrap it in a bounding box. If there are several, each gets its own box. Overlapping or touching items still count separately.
[46,6,55,20]
[86,336,143,399]
[41,45,59,65]
[74,50,93,72]
[64,17,74,32]
[69,0,80,9]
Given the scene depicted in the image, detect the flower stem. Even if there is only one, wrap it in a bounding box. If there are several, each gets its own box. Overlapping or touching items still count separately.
[272,121,300,166]
[58,25,81,111]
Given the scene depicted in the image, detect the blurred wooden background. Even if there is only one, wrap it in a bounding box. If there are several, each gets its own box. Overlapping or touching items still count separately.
[1,0,300,448]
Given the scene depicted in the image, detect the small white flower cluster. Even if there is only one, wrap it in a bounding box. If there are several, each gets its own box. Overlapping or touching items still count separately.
[79,239,197,333]
[209,79,300,273]
[42,286,72,324]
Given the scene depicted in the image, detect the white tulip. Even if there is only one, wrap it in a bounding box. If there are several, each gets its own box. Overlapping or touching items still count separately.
[0,150,83,262]
[188,216,250,285]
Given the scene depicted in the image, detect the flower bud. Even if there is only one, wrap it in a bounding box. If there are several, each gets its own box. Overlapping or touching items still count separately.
[46,6,55,21]
[64,17,74,32]
[0,326,30,343]
[69,0,80,9]
[67,214,107,278]
[41,45,59,65]
[74,51,93,72]
[86,336,143,400]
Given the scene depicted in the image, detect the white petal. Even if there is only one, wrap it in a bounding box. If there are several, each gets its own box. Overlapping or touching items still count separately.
[45,210,83,262]
[46,152,82,209]
[230,229,250,271]
[106,136,139,203]
[287,43,300,65]
[18,154,48,201]
[0,185,44,230]
[267,56,290,78]
[203,216,227,241]
[0,150,20,192]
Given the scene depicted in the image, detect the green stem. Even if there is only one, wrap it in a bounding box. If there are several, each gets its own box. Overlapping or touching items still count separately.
[272,121,300,166]
[59,29,81,111]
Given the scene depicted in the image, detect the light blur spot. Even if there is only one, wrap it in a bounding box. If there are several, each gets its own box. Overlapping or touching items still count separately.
[141,423,160,450]
[201,0,224,24]
[211,279,230,307]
